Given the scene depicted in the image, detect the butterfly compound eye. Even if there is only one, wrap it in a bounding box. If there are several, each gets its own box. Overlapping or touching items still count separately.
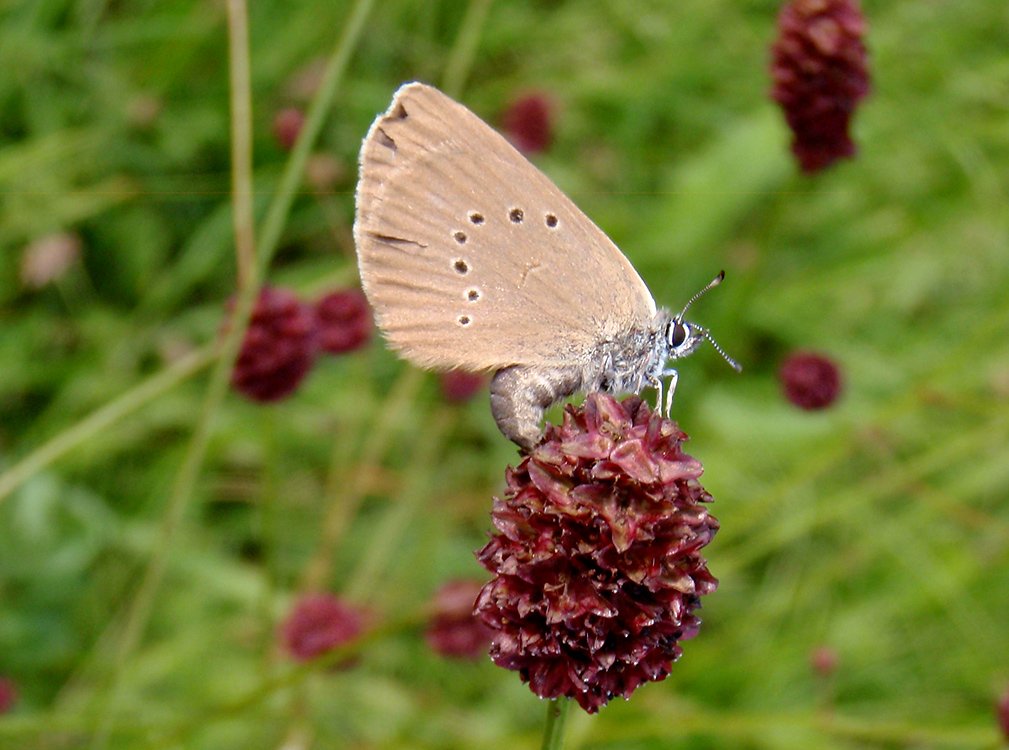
[670,321,688,348]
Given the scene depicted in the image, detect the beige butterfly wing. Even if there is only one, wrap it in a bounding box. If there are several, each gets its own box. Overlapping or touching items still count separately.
[354,82,656,372]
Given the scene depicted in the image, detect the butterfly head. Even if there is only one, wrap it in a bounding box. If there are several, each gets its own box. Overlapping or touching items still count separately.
[664,271,742,371]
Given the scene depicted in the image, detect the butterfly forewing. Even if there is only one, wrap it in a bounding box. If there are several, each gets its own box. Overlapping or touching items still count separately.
[354,82,656,372]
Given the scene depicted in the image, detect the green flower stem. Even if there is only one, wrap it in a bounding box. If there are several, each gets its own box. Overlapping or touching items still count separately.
[541,698,570,750]
[253,0,376,273]
[441,0,494,99]
[89,0,259,741]
[227,0,255,291]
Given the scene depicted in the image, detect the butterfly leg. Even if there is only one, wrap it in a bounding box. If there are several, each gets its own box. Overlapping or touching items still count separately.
[662,369,679,418]
[647,374,663,416]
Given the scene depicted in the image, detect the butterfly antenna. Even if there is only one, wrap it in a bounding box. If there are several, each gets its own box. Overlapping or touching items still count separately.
[704,330,743,373]
[676,270,726,322]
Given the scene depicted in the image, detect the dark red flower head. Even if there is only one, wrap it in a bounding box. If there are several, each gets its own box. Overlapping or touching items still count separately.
[475,393,719,713]
[779,351,842,410]
[424,579,495,660]
[440,370,486,403]
[0,677,16,713]
[314,288,372,355]
[281,593,366,662]
[230,286,318,403]
[502,92,553,155]
[770,0,870,172]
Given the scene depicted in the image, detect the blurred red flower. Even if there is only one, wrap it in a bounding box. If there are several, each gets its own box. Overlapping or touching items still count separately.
[314,288,372,355]
[281,593,366,662]
[425,579,494,660]
[779,351,842,410]
[0,677,16,713]
[502,92,553,155]
[273,107,305,151]
[230,287,318,403]
[440,370,486,403]
[771,0,870,172]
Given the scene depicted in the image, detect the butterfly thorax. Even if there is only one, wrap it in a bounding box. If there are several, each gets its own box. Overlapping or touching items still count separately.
[586,309,672,395]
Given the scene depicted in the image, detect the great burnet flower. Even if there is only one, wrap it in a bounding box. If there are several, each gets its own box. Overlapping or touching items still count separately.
[424,579,494,660]
[314,288,372,355]
[770,0,870,172]
[230,287,318,402]
[475,393,719,713]
[281,593,366,662]
[779,351,842,410]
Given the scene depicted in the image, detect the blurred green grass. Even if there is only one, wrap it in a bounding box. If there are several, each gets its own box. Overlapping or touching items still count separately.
[1,0,1008,748]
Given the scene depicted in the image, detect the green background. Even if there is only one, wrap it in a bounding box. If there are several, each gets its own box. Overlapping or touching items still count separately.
[1,0,1007,747]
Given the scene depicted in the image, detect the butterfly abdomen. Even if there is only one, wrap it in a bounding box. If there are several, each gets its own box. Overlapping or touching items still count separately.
[489,365,586,450]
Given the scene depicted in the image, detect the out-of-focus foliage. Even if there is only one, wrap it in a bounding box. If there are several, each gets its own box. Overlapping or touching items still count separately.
[1,1,1007,748]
